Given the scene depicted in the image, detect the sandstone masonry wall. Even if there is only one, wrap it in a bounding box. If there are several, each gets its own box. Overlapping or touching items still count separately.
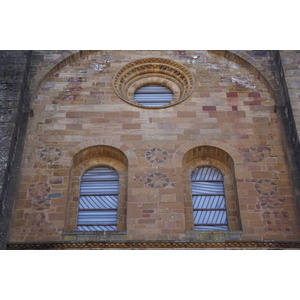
[8,50,300,244]
[2,50,300,249]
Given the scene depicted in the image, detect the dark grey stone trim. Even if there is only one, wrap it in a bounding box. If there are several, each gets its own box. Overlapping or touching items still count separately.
[272,51,300,218]
[0,50,33,249]
[6,240,300,250]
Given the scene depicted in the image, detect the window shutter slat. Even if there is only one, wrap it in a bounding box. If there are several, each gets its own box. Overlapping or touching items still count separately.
[77,167,119,231]
[191,167,228,230]
[134,84,174,107]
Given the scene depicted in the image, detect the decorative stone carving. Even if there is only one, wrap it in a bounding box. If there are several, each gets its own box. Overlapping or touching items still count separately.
[145,148,168,164]
[112,58,194,108]
[146,173,170,188]
[256,195,285,210]
[255,179,278,196]
[242,147,265,163]
[40,147,61,163]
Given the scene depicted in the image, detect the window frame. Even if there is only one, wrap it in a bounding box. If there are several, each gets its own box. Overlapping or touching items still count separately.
[77,166,120,231]
[65,146,128,233]
[133,83,175,107]
[191,166,229,230]
[182,146,242,232]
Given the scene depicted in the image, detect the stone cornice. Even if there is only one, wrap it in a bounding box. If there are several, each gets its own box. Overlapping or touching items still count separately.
[7,240,300,250]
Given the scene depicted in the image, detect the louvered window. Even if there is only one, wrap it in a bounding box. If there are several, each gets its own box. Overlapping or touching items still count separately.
[134,83,174,107]
[191,167,228,230]
[77,167,119,231]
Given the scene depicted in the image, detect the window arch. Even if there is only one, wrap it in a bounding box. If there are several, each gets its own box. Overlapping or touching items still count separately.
[65,145,128,232]
[191,167,228,230]
[183,146,241,231]
[77,166,119,231]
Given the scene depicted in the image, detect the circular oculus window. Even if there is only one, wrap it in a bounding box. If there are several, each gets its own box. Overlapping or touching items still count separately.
[112,58,194,108]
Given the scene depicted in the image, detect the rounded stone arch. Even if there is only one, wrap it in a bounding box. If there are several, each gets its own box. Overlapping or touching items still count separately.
[64,144,130,232]
[61,138,138,166]
[29,50,98,106]
[28,50,281,108]
[209,50,279,103]
[181,145,242,232]
[173,140,244,167]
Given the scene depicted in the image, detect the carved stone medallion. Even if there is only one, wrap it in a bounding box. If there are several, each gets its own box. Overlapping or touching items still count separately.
[146,173,170,188]
[146,148,168,164]
[40,147,61,163]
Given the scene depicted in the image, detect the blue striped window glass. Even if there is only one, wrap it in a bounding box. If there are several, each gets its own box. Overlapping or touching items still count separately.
[77,167,119,231]
[191,167,228,231]
[134,83,174,107]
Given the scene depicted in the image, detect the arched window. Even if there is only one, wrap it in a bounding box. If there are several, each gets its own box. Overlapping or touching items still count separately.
[191,167,228,230]
[77,166,119,231]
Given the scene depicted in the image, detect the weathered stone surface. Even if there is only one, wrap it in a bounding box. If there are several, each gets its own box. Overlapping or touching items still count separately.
[1,50,300,249]
[0,50,32,249]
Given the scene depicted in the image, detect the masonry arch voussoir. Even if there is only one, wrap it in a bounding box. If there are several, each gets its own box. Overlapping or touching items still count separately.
[29,50,98,106]
[62,139,138,166]
[209,50,279,103]
[173,140,244,166]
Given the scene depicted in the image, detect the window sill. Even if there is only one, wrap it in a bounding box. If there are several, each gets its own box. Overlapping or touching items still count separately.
[62,231,127,243]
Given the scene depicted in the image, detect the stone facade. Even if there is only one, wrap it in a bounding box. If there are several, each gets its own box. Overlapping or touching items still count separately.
[1,50,300,249]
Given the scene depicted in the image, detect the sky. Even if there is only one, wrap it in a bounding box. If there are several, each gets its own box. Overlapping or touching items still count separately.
[2,1,299,50]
